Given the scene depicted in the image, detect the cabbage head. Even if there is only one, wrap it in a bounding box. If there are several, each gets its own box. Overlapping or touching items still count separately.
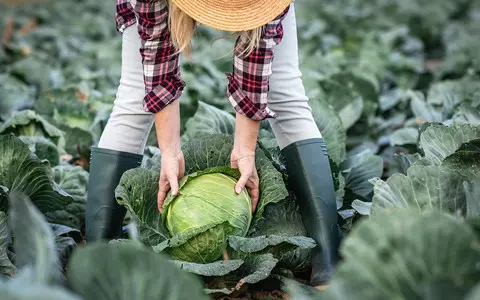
[162,167,252,263]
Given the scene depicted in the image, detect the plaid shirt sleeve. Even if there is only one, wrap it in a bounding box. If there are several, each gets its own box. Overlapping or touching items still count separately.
[117,0,185,114]
[225,6,290,121]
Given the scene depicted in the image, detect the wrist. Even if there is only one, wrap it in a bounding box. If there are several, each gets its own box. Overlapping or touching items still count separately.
[154,101,181,157]
[160,140,181,157]
[234,113,260,155]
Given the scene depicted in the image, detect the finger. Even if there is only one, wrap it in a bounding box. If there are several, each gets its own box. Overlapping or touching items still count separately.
[157,178,170,213]
[231,157,238,169]
[249,170,260,212]
[235,174,249,195]
[157,192,165,213]
[250,187,260,213]
[168,173,179,196]
[178,156,185,179]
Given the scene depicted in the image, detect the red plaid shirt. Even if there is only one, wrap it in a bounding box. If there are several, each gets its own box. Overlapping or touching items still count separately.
[116,0,289,120]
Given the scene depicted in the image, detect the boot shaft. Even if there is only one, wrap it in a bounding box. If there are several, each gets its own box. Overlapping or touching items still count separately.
[85,147,143,242]
[281,138,341,285]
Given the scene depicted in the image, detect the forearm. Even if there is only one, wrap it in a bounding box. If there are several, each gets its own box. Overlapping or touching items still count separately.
[234,113,260,156]
[154,100,181,155]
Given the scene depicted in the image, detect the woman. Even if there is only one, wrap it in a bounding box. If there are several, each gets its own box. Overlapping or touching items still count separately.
[85,0,341,288]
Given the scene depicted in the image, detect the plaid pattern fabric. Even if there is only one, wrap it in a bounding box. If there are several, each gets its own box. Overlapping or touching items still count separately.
[116,0,185,113]
[116,0,288,119]
[226,6,289,120]
[115,0,136,33]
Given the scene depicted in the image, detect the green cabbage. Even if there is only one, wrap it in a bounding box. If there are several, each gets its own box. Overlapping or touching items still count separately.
[163,168,252,263]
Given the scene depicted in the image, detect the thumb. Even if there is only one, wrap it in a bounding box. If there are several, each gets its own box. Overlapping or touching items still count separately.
[235,174,249,195]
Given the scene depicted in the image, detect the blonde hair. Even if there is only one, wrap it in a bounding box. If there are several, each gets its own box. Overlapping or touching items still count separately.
[168,0,263,57]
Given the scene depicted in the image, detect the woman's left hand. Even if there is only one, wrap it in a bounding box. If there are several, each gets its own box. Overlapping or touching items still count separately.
[230,148,260,212]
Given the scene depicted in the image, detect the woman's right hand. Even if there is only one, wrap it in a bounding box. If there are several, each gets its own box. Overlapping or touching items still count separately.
[153,100,183,214]
[157,150,185,213]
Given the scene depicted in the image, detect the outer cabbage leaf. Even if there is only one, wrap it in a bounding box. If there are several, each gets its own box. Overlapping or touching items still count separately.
[278,276,322,300]
[390,153,422,175]
[50,224,81,269]
[54,237,76,271]
[419,124,480,165]
[317,74,366,130]
[0,110,65,152]
[309,98,347,165]
[184,101,235,139]
[228,235,315,270]
[229,236,312,255]
[9,54,61,92]
[257,135,286,173]
[172,259,244,277]
[0,74,35,121]
[49,224,82,242]
[441,139,480,180]
[0,134,79,228]
[18,136,60,166]
[465,284,480,300]
[341,149,384,200]
[351,199,372,216]
[34,86,97,156]
[116,168,170,247]
[0,285,81,300]
[205,254,279,295]
[0,186,8,213]
[34,85,96,131]
[246,200,314,271]
[440,20,480,77]
[183,101,274,150]
[152,221,252,277]
[153,220,230,261]
[410,79,480,123]
[58,125,94,158]
[67,242,209,300]
[464,177,480,218]
[0,212,15,280]
[389,127,419,146]
[452,103,480,126]
[8,192,59,284]
[53,165,88,223]
[371,165,467,216]
[321,210,480,300]
[409,90,444,123]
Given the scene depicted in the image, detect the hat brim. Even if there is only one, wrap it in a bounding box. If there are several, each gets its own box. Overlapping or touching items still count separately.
[171,0,292,32]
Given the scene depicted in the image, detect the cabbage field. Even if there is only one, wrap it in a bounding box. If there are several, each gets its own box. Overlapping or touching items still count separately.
[1,0,480,299]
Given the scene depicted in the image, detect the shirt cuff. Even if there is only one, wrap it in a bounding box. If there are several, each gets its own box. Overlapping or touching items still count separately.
[225,73,277,121]
[117,18,136,34]
[143,75,185,114]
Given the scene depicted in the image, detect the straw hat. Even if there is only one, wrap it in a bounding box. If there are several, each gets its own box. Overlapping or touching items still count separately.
[171,0,293,32]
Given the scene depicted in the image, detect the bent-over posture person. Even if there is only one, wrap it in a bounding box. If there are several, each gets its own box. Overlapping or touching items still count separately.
[85,0,341,288]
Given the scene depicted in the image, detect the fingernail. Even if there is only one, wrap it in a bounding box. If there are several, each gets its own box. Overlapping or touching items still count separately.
[235,187,242,194]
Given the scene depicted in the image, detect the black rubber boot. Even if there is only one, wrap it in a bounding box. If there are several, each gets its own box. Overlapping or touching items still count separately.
[85,147,143,242]
[281,138,341,286]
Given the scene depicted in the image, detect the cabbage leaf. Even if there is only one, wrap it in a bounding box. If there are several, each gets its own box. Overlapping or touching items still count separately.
[320,210,480,299]
[0,134,79,229]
